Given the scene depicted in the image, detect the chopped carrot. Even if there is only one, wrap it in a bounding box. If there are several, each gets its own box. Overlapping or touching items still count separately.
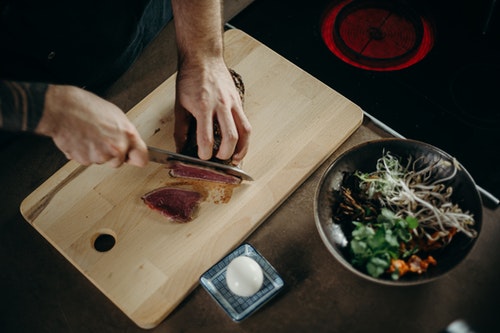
[388,255,438,277]
[388,259,409,277]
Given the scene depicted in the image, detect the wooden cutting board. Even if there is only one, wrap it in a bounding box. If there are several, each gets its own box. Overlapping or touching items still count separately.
[20,29,363,329]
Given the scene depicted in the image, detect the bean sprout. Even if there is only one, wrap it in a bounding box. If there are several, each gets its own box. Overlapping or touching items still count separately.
[355,151,477,244]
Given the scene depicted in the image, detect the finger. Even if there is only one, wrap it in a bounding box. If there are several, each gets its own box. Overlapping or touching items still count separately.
[58,143,90,165]
[230,109,252,165]
[93,154,112,165]
[63,150,72,160]
[54,138,74,161]
[231,143,249,165]
[107,156,124,168]
[107,142,129,168]
[214,108,238,161]
[173,105,192,153]
[126,133,148,167]
[71,152,92,166]
[195,113,214,160]
[86,143,114,165]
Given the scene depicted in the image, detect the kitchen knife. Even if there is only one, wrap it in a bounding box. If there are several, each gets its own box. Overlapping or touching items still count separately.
[147,146,254,181]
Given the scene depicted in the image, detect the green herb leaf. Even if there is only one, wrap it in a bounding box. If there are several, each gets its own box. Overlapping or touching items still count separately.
[406,216,419,229]
[366,257,390,278]
[350,207,420,279]
[351,239,367,255]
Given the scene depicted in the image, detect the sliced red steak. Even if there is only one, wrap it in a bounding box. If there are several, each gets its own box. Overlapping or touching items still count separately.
[167,161,242,185]
[141,187,203,222]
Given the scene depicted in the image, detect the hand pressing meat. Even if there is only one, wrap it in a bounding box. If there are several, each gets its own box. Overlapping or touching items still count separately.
[174,68,250,166]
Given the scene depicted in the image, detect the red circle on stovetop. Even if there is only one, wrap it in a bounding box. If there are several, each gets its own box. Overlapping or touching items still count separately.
[321,0,434,71]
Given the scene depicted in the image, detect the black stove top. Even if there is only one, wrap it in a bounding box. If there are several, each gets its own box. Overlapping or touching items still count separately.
[230,0,500,201]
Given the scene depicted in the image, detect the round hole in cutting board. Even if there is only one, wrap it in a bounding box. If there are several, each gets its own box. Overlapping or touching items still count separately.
[93,229,116,252]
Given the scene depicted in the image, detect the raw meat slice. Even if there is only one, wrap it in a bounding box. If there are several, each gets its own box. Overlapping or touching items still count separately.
[142,187,203,222]
[167,161,242,185]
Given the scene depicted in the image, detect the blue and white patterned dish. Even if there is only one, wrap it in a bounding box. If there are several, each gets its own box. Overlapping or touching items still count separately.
[200,243,284,322]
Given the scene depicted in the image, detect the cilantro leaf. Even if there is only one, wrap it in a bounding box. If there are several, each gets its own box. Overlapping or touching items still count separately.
[349,208,420,279]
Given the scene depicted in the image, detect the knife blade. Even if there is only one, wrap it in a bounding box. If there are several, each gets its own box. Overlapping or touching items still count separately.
[147,146,254,181]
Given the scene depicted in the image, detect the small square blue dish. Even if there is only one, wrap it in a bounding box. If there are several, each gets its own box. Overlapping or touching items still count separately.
[200,243,285,322]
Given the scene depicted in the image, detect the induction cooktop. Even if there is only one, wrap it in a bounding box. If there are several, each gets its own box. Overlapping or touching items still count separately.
[230,0,500,202]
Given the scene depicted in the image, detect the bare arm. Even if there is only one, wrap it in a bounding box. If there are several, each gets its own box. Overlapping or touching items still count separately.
[171,0,251,165]
[0,80,147,167]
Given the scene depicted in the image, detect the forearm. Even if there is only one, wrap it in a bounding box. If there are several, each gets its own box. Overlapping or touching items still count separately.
[0,81,48,132]
[171,0,224,65]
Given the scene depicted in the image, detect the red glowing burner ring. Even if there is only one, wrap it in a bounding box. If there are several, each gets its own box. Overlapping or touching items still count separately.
[321,0,434,71]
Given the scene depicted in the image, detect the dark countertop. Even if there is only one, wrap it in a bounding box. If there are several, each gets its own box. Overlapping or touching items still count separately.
[1,9,499,333]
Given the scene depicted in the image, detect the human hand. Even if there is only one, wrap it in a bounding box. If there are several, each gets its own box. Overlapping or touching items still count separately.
[173,60,252,166]
[35,85,148,167]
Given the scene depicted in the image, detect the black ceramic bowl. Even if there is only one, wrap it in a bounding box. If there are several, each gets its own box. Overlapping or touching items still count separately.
[314,138,483,286]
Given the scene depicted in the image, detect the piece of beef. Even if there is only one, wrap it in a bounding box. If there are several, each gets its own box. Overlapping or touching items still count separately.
[167,161,242,185]
[141,187,203,222]
[180,69,245,164]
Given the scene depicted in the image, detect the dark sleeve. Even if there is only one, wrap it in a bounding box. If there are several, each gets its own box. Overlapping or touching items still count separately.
[0,81,48,132]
